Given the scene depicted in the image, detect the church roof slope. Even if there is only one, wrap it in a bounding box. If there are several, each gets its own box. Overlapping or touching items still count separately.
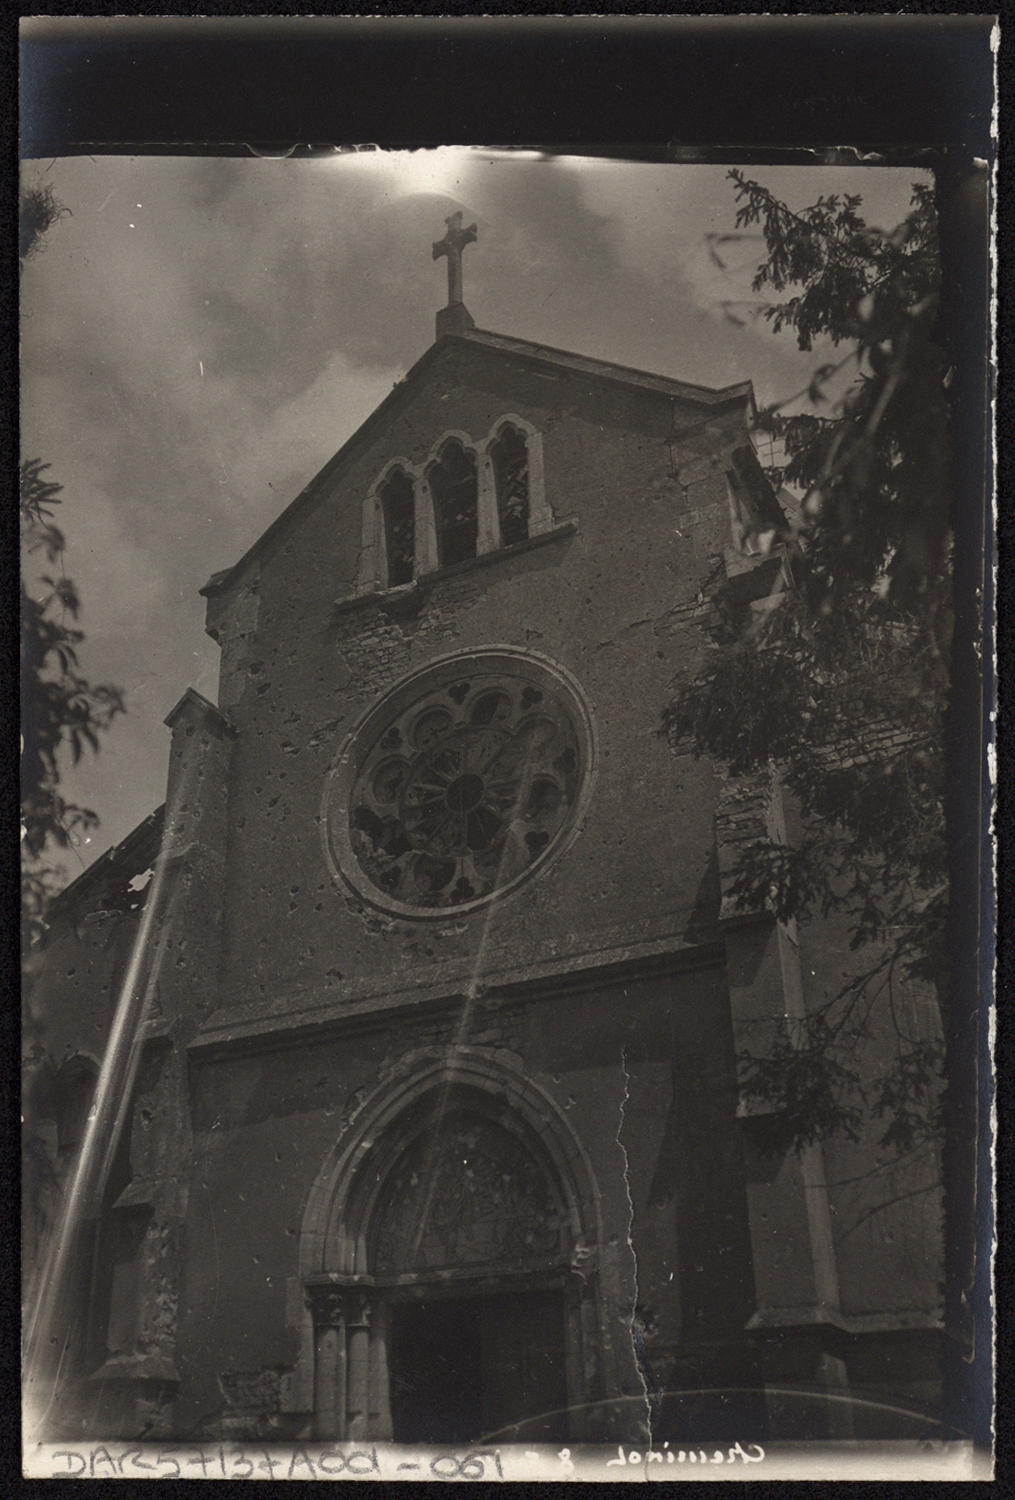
[460,327,753,407]
[44,804,166,922]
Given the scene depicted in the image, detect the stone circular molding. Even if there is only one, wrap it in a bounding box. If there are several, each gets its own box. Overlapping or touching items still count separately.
[322,648,596,918]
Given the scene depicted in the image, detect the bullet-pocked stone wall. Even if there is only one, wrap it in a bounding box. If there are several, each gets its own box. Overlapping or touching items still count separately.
[29,333,945,1441]
[176,961,751,1434]
[203,341,747,1030]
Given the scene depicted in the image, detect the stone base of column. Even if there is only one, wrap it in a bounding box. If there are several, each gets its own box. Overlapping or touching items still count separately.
[84,1354,180,1439]
[657,1325,943,1444]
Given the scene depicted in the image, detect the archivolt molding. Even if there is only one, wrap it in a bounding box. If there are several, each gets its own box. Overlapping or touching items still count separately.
[287,1046,615,1425]
[484,414,551,539]
[299,1046,604,1282]
[358,456,420,595]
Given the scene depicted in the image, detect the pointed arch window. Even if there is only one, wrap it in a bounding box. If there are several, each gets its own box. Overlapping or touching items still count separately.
[428,440,479,569]
[356,418,554,599]
[379,467,416,587]
[490,424,530,548]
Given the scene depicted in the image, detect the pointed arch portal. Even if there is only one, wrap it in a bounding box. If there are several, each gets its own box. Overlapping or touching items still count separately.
[297,1051,610,1445]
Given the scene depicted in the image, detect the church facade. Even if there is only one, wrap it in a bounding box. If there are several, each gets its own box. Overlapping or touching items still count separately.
[25,227,943,1447]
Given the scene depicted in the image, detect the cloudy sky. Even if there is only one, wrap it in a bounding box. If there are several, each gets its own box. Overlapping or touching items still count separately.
[20,149,929,875]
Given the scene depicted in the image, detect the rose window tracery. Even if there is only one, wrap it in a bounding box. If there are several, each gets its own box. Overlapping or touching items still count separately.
[325,653,593,916]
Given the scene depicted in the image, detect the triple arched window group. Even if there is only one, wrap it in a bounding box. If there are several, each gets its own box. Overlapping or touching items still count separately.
[359,418,552,593]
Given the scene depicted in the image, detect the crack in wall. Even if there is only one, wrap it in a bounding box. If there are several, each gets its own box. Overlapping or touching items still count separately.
[617,1045,652,1444]
[595,595,707,652]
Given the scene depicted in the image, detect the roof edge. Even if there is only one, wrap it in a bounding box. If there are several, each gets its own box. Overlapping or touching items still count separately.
[200,338,451,599]
[458,325,755,407]
[164,686,237,737]
[46,804,166,916]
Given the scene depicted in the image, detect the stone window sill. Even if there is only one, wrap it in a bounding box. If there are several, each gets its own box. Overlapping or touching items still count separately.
[334,519,577,618]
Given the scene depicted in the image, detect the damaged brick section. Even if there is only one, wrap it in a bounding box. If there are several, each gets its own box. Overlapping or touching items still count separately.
[333,611,411,695]
[216,1367,298,1441]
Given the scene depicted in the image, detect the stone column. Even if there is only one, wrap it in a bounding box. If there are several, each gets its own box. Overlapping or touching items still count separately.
[476,450,500,555]
[368,1298,393,1440]
[415,476,439,576]
[524,431,554,536]
[716,771,849,1434]
[345,1296,372,1441]
[565,1258,603,1444]
[357,491,382,595]
[313,1295,347,1442]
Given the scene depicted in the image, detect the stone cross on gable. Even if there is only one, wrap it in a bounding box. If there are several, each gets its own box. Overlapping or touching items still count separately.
[432,211,478,308]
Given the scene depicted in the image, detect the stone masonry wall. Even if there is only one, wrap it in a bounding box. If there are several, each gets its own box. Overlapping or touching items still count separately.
[203,341,749,1037]
[176,962,749,1436]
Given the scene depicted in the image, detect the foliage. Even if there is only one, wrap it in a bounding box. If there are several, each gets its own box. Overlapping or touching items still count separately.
[666,173,950,1164]
[21,454,125,1316]
[21,460,125,949]
[19,181,71,265]
[729,170,949,624]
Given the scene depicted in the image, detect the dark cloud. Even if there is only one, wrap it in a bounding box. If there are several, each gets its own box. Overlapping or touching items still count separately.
[489,160,625,278]
[185,157,246,213]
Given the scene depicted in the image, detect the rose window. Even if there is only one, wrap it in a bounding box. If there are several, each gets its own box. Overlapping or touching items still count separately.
[325,652,594,916]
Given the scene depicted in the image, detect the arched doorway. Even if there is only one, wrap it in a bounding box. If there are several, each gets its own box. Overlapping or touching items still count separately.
[299,1053,608,1444]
